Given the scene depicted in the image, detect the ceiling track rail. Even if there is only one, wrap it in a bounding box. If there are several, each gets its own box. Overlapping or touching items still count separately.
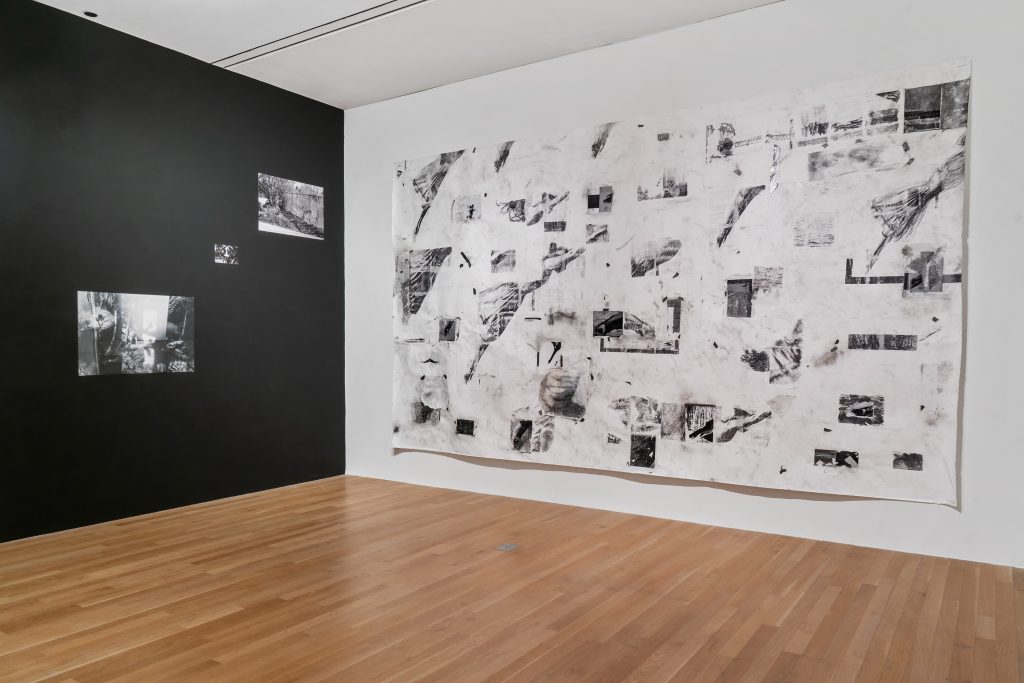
[212,0,434,69]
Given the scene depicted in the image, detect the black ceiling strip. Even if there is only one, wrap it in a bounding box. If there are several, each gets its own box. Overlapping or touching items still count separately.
[215,0,434,69]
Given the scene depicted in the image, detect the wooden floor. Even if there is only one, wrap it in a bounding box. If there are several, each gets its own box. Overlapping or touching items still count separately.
[0,477,1021,682]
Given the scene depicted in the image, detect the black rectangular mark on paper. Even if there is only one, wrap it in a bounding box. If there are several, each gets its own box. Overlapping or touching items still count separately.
[814,449,859,468]
[905,249,945,294]
[629,434,656,468]
[685,404,715,443]
[544,220,566,232]
[893,452,923,471]
[726,279,753,318]
[593,310,623,337]
[438,317,460,342]
[412,401,441,424]
[848,334,918,351]
[455,419,476,436]
[511,419,533,452]
[587,185,613,213]
[838,394,885,426]
[904,84,942,132]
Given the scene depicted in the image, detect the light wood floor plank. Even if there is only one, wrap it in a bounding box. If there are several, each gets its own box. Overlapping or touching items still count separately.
[0,476,1018,682]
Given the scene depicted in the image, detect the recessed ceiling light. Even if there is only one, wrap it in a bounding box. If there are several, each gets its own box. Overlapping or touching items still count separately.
[84,11,98,18]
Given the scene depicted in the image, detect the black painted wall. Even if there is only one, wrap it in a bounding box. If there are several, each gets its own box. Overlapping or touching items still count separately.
[0,1,346,542]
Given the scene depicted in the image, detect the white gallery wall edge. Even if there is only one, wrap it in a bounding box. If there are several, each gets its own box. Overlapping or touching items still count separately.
[345,0,1024,568]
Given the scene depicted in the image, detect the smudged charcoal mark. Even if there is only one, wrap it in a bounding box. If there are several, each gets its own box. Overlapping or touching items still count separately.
[932,316,940,322]
[497,199,526,222]
[769,320,803,385]
[490,249,516,273]
[769,145,781,194]
[399,247,452,321]
[421,358,438,364]
[465,246,585,381]
[544,221,567,232]
[607,433,623,444]
[510,419,533,452]
[904,248,956,294]
[451,195,482,223]
[824,427,832,432]
[753,266,783,294]
[459,251,472,267]
[660,403,684,440]
[793,213,835,248]
[526,191,570,226]
[531,415,555,452]
[814,449,859,468]
[741,349,769,372]
[547,310,576,325]
[868,136,965,270]
[707,122,737,160]
[685,404,715,443]
[657,133,670,142]
[393,425,399,434]
[811,340,841,367]
[591,123,615,158]
[717,408,772,443]
[870,91,900,128]
[493,141,514,172]
[412,150,464,236]
[713,342,719,349]
[716,185,766,247]
[808,141,908,181]
[411,401,441,424]
[455,418,476,436]
[832,117,863,133]
[726,279,753,318]
[838,394,885,426]
[779,466,787,474]
[893,452,924,471]
[631,239,682,277]
[438,317,460,342]
[546,341,562,364]
[586,224,609,243]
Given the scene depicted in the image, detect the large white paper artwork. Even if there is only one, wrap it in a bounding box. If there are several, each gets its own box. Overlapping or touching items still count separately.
[392,60,969,505]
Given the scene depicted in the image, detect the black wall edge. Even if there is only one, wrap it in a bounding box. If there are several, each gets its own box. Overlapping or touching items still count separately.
[0,1,346,542]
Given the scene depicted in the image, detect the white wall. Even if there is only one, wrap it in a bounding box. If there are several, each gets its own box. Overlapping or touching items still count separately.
[345,0,1024,568]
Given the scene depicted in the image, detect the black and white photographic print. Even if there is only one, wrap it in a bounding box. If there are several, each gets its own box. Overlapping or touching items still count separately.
[257,173,325,240]
[214,244,239,265]
[392,59,969,505]
[77,291,195,376]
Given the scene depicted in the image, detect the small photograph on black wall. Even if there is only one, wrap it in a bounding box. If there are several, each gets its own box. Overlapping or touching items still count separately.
[257,172,325,240]
[77,291,195,376]
[214,243,239,264]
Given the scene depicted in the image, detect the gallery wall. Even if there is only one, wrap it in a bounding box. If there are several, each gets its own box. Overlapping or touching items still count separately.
[0,1,345,542]
[345,0,1024,568]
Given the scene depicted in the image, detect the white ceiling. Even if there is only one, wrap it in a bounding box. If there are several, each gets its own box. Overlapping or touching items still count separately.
[36,0,781,109]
